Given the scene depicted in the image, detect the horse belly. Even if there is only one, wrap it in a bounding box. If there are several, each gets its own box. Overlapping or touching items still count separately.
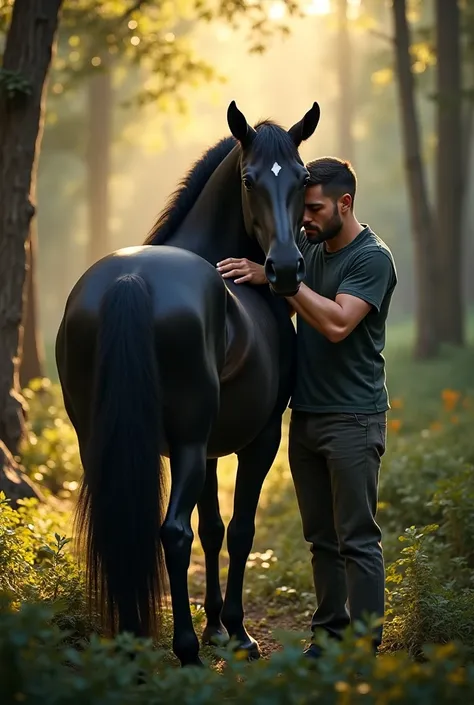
[206,343,279,457]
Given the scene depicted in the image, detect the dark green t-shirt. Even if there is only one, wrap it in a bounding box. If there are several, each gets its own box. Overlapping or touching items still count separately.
[290,225,397,414]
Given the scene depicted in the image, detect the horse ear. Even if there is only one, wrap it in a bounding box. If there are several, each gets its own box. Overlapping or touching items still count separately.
[288,102,321,147]
[227,100,256,149]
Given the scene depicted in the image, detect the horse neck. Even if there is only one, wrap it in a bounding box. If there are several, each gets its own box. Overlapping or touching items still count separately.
[164,146,265,266]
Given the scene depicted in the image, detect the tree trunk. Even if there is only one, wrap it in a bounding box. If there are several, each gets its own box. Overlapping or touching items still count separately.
[0,0,63,454]
[336,0,355,163]
[462,118,474,308]
[392,0,439,359]
[435,0,464,345]
[86,63,112,266]
[19,223,45,389]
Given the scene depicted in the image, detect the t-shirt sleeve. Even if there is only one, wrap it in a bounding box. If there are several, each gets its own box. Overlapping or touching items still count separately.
[337,250,395,312]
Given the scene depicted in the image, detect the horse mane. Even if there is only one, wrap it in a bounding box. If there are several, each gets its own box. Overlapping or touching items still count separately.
[144,135,237,246]
[144,120,298,246]
[251,119,298,161]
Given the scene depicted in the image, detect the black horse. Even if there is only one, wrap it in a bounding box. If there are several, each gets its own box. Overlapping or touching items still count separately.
[55,100,320,667]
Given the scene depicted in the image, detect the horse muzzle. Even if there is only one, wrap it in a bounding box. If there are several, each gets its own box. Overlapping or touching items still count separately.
[264,249,305,298]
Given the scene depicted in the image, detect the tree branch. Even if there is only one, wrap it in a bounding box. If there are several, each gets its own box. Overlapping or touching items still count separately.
[121,0,147,21]
[368,28,394,44]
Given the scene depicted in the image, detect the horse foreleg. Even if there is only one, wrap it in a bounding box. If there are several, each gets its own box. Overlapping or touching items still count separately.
[161,442,207,667]
[197,458,228,646]
[221,416,282,660]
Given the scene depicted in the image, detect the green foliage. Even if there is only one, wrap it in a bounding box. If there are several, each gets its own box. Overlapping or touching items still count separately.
[20,378,82,497]
[48,0,300,108]
[430,466,474,569]
[1,597,474,703]
[384,525,474,657]
[0,493,88,631]
[0,68,31,98]
[3,343,474,697]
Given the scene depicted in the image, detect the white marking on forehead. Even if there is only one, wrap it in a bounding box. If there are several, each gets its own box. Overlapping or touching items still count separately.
[271,161,282,176]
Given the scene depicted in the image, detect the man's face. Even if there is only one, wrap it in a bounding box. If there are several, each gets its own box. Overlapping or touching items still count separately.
[302,184,344,244]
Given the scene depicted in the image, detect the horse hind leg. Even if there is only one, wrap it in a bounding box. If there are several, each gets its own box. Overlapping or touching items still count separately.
[161,441,209,666]
[161,379,220,666]
[197,459,228,646]
[159,297,225,666]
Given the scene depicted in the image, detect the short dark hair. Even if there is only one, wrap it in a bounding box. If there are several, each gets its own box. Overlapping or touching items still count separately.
[306,157,357,209]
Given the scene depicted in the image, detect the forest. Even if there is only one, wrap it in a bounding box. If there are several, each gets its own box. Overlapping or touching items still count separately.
[0,0,474,702]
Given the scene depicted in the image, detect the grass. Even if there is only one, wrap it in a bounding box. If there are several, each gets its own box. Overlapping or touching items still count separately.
[385,312,474,430]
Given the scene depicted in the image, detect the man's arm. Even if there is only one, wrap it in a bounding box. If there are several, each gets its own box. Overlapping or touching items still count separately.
[287,286,370,342]
[288,250,395,343]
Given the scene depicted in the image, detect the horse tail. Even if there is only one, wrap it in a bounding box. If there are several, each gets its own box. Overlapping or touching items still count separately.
[75,273,166,638]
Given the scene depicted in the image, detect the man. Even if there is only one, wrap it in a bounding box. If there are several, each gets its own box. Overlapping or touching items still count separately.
[216,156,397,657]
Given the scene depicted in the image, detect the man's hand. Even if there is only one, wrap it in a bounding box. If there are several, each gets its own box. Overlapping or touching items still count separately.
[216,258,267,285]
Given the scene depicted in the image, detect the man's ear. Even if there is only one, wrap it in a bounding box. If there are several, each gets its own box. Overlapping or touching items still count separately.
[340,193,353,212]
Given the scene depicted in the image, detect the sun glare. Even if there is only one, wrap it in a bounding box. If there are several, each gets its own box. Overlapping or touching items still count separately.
[268,1,286,21]
[304,0,331,16]
[269,0,361,21]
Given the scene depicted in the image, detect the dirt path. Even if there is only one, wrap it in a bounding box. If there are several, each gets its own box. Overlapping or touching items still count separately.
[189,555,310,659]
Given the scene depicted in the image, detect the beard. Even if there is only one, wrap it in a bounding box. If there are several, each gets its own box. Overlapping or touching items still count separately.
[304,203,343,244]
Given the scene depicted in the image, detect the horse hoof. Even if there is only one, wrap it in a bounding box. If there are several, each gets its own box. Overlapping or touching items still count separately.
[234,635,261,661]
[202,623,230,647]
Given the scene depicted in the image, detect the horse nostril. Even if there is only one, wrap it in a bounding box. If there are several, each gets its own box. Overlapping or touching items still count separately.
[296,256,306,282]
[264,258,278,284]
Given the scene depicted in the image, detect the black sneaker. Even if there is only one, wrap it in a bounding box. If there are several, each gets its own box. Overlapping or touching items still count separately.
[302,643,323,659]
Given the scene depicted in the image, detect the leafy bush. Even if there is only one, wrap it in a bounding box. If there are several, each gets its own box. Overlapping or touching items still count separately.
[430,466,474,571]
[0,492,93,640]
[378,391,474,542]
[4,376,474,698]
[1,597,474,704]
[384,525,474,657]
[20,378,82,498]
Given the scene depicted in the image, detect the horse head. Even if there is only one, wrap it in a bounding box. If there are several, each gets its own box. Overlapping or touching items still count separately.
[227,100,320,297]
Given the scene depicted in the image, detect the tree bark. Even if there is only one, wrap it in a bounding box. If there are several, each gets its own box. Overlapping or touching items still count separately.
[0,0,63,454]
[392,0,439,358]
[86,63,112,266]
[336,0,355,163]
[462,98,474,308]
[435,0,464,345]
[19,224,45,389]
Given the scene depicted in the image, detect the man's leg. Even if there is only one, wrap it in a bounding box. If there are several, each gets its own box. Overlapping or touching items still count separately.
[324,412,386,650]
[288,411,350,644]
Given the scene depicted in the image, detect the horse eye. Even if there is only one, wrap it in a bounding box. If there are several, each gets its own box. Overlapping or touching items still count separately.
[242,178,253,191]
[304,174,310,185]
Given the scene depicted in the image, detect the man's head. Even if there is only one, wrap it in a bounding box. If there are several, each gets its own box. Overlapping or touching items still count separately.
[303,157,357,244]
